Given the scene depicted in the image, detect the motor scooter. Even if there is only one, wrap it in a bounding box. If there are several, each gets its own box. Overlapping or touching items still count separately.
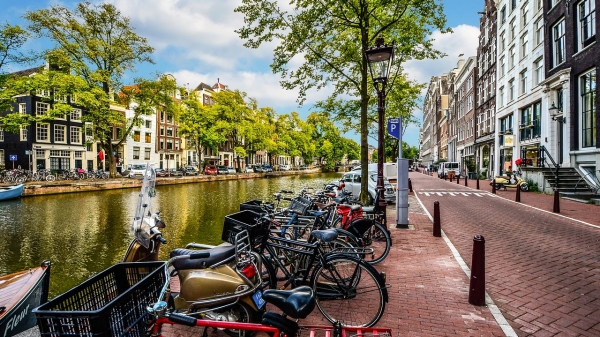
[490,172,529,191]
[122,165,267,336]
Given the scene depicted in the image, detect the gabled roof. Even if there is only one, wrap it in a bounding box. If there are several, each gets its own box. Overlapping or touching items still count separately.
[194,82,213,92]
[212,82,227,90]
[9,65,44,77]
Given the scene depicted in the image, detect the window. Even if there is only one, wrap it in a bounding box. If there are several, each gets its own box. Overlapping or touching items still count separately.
[553,19,565,66]
[510,19,516,39]
[536,0,542,11]
[166,139,173,150]
[160,126,165,136]
[20,127,27,141]
[160,111,165,122]
[71,126,81,144]
[578,0,596,50]
[19,103,26,114]
[535,18,544,45]
[499,87,505,107]
[534,58,544,85]
[144,148,151,160]
[500,115,514,144]
[521,33,528,59]
[167,127,174,137]
[37,124,49,141]
[580,69,596,147]
[133,147,140,159]
[36,102,49,115]
[501,6,507,23]
[54,124,66,143]
[512,0,517,11]
[520,70,528,94]
[519,102,542,140]
[509,46,515,68]
[500,32,506,51]
[145,120,152,129]
[71,108,82,121]
[166,115,173,124]
[133,130,140,142]
[468,94,473,111]
[521,5,529,27]
[0,128,3,142]
[500,56,506,77]
[36,89,51,97]
[509,78,515,101]
[145,132,151,143]
[0,150,3,166]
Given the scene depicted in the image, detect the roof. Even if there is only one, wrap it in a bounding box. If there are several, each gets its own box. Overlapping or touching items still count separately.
[9,66,44,77]
[194,82,213,92]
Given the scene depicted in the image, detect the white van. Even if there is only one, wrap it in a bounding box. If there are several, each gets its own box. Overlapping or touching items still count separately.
[437,162,460,178]
[355,163,398,185]
[128,163,148,178]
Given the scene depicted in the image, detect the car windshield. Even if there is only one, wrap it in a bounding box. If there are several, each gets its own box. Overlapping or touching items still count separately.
[131,164,146,170]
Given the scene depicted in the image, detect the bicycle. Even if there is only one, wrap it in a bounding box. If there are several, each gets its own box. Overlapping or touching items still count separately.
[251,217,388,328]
[147,254,393,337]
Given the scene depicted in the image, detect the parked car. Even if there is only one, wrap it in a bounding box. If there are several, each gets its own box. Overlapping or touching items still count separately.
[262,164,273,172]
[340,170,395,204]
[203,165,218,176]
[279,164,291,171]
[217,165,229,175]
[242,165,254,173]
[299,165,308,170]
[183,166,199,176]
[127,163,148,178]
[169,169,183,177]
[253,165,265,173]
[155,168,169,177]
[226,166,236,174]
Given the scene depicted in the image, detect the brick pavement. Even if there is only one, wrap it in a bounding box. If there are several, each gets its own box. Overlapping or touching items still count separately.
[410,171,600,336]
[163,188,506,337]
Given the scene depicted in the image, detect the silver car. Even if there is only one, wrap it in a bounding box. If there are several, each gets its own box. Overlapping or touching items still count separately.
[340,171,395,204]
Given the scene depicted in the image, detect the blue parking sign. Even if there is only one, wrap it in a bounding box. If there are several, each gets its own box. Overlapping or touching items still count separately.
[387,118,401,139]
[9,155,17,161]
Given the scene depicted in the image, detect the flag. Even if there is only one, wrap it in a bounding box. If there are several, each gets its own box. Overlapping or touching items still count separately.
[98,150,105,161]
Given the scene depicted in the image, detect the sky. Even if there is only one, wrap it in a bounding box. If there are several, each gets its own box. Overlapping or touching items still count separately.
[0,0,484,148]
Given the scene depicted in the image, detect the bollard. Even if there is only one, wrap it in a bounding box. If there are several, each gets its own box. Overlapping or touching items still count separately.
[516,185,521,202]
[433,201,441,237]
[457,175,460,184]
[408,178,413,192]
[468,235,486,306]
[553,189,560,213]
[476,176,480,189]
[465,175,468,187]
[491,179,496,194]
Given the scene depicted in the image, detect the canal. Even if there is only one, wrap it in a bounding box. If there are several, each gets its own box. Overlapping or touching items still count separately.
[0,172,342,297]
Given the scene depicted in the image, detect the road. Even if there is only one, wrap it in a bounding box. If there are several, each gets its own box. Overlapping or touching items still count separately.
[411,173,600,336]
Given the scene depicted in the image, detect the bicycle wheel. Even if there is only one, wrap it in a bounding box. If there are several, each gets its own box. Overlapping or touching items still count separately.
[46,175,56,182]
[259,253,277,289]
[348,220,391,265]
[310,254,386,327]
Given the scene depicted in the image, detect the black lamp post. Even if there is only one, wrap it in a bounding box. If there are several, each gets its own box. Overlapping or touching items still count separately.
[365,37,394,221]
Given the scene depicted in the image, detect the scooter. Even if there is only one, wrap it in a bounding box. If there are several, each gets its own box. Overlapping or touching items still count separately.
[490,172,529,191]
[122,165,266,336]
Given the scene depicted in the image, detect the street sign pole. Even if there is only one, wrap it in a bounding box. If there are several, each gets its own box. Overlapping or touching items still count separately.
[387,118,409,228]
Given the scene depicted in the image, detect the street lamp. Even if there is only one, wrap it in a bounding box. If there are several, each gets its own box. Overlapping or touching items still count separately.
[365,37,394,225]
[548,102,565,123]
[548,101,563,212]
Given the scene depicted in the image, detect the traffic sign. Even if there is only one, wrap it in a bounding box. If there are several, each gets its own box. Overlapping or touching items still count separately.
[387,118,401,139]
[9,155,17,161]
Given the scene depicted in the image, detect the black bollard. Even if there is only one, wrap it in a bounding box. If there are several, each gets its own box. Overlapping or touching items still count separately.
[516,185,521,202]
[553,189,560,213]
[433,201,441,237]
[408,178,413,192]
[465,175,468,187]
[476,176,480,189]
[457,175,460,184]
[468,235,486,306]
[491,179,496,194]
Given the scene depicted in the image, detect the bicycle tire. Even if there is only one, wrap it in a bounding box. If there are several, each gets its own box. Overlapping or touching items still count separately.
[259,253,277,289]
[46,175,56,182]
[16,176,26,184]
[347,220,391,265]
[310,254,386,327]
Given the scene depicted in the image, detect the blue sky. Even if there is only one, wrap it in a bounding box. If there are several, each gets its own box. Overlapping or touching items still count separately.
[1,0,484,148]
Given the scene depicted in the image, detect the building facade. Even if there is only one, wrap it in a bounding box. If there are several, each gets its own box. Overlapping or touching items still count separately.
[454,56,478,174]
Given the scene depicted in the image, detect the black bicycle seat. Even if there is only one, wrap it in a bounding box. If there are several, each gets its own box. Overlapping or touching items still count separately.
[262,286,316,319]
[169,245,235,270]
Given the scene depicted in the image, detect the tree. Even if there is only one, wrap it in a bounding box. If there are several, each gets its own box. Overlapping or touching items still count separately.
[235,0,449,202]
[25,2,158,177]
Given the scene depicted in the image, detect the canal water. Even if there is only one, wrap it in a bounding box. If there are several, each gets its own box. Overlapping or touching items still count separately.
[0,172,342,298]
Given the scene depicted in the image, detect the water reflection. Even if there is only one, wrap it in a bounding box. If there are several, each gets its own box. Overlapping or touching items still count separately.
[0,173,341,297]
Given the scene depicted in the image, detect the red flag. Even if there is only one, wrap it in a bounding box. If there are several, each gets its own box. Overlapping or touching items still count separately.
[98,150,105,161]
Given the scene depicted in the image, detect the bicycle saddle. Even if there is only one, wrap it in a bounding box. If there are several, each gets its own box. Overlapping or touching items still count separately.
[310,229,338,242]
[169,245,236,270]
[362,206,375,213]
[263,286,316,319]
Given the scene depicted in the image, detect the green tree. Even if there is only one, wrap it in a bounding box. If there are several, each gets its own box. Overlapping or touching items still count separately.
[25,2,160,177]
[235,0,449,202]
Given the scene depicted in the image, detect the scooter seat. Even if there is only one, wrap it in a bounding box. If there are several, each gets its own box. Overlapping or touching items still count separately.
[362,206,375,213]
[310,229,338,243]
[170,245,236,270]
[263,286,316,319]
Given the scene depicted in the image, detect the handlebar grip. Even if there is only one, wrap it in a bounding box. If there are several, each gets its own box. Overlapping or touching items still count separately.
[189,252,210,259]
[282,197,293,201]
[168,313,197,327]
[280,190,293,194]
[157,236,167,244]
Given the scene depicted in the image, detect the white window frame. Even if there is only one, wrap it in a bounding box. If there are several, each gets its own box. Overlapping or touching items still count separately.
[0,149,4,166]
[71,108,82,121]
[70,126,82,144]
[520,70,528,95]
[37,123,50,142]
[133,147,140,160]
[577,0,596,51]
[144,148,151,160]
[534,58,544,85]
[0,128,3,142]
[535,18,544,45]
[521,33,528,59]
[553,19,566,67]
[36,102,50,116]
[54,124,67,143]
[509,78,515,101]
[580,69,596,148]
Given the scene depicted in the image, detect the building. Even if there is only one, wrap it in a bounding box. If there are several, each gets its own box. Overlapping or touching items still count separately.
[454,56,478,174]
[474,0,498,178]
[156,74,183,171]
[542,0,599,185]
[495,0,546,176]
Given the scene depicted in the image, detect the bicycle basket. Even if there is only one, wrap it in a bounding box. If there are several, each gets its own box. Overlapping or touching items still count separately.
[288,196,311,215]
[222,210,262,245]
[34,261,166,337]
[239,200,274,214]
